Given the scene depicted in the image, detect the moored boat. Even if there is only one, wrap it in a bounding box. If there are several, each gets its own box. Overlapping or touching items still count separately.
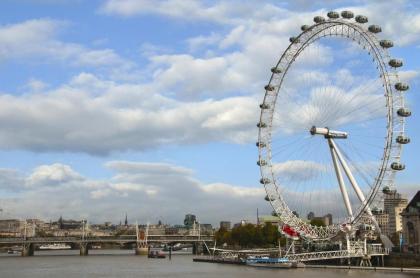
[39,243,71,250]
[246,256,292,268]
[148,250,166,259]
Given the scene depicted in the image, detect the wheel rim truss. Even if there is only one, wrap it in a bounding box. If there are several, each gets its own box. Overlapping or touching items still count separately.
[258,17,405,240]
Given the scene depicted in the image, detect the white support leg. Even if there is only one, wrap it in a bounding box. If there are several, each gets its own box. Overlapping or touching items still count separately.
[330,139,382,232]
[329,139,366,204]
[328,138,354,219]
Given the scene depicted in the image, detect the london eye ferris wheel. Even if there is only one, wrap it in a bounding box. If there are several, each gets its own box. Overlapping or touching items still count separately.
[257,11,410,241]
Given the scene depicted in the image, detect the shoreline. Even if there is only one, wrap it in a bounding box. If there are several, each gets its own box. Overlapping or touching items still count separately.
[193,257,420,272]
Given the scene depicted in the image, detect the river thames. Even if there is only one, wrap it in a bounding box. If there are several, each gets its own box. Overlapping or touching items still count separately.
[0,250,418,278]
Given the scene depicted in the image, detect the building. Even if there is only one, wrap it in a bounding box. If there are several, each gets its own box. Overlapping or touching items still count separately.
[384,190,408,238]
[307,211,315,220]
[219,221,231,230]
[233,220,250,228]
[372,208,389,236]
[56,217,83,230]
[0,219,24,236]
[401,191,420,254]
[258,215,281,226]
[200,224,213,235]
[307,212,333,226]
[184,214,196,228]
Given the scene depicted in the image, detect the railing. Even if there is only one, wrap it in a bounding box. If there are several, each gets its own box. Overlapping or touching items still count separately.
[284,244,388,262]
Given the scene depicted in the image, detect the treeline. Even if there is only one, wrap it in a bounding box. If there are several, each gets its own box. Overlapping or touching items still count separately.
[215,222,286,248]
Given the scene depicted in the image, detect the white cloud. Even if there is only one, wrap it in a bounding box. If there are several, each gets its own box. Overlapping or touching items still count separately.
[274,84,385,136]
[99,0,286,25]
[25,163,83,188]
[0,73,259,154]
[23,78,49,92]
[273,160,328,182]
[0,161,267,225]
[0,19,134,74]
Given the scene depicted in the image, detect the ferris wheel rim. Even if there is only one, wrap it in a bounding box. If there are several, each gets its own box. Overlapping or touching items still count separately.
[257,14,407,240]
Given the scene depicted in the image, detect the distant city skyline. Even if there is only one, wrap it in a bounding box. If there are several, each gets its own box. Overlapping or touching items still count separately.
[0,0,419,225]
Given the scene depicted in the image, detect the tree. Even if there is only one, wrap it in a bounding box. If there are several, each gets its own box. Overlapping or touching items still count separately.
[310,218,325,227]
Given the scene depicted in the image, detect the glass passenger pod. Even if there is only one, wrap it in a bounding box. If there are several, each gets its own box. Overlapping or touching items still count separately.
[301,25,310,31]
[260,178,271,185]
[355,15,368,23]
[341,10,354,19]
[389,59,403,68]
[264,195,275,201]
[256,142,266,148]
[257,160,267,166]
[313,16,325,23]
[395,82,409,91]
[360,224,374,231]
[264,84,275,91]
[396,135,410,144]
[380,40,393,48]
[271,67,282,74]
[382,186,392,194]
[259,103,270,109]
[397,107,411,117]
[372,207,381,214]
[289,36,300,43]
[257,122,267,128]
[391,162,405,171]
[368,25,382,33]
[327,11,340,19]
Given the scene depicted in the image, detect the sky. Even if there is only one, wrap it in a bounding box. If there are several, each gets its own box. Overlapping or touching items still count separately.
[0,0,419,226]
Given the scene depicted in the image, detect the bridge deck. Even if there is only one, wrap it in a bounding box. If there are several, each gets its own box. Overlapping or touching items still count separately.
[0,235,214,245]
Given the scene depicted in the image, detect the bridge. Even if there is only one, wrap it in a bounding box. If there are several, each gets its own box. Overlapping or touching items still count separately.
[0,234,214,256]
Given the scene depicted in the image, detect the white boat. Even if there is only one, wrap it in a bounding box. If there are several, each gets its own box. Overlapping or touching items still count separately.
[246,256,292,268]
[39,243,71,250]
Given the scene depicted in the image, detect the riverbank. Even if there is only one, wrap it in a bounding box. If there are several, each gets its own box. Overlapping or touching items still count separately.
[305,264,420,273]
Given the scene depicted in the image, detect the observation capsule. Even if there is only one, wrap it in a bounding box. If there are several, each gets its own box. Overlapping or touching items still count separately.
[289,36,300,43]
[327,11,340,19]
[382,186,391,194]
[271,67,282,74]
[265,84,275,91]
[355,15,368,23]
[396,135,410,144]
[395,82,409,91]
[260,178,271,184]
[368,25,382,33]
[361,224,374,231]
[260,103,270,109]
[380,40,393,48]
[301,25,310,31]
[391,162,405,171]
[314,16,325,23]
[397,107,411,117]
[341,10,354,19]
[264,195,275,201]
[257,160,267,166]
[389,59,403,68]
[372,207,381,214]
[256,141,266,148]
[257,122,267,128]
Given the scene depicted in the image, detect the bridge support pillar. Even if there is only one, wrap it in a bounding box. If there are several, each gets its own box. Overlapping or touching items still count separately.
[359,255,372,266]
[135,244,148,255]
[80,243,89,256]
[192,243,203,255]
[21,243,34,257]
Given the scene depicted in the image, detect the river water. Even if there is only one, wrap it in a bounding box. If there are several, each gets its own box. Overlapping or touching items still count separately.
[0,250,418,278]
